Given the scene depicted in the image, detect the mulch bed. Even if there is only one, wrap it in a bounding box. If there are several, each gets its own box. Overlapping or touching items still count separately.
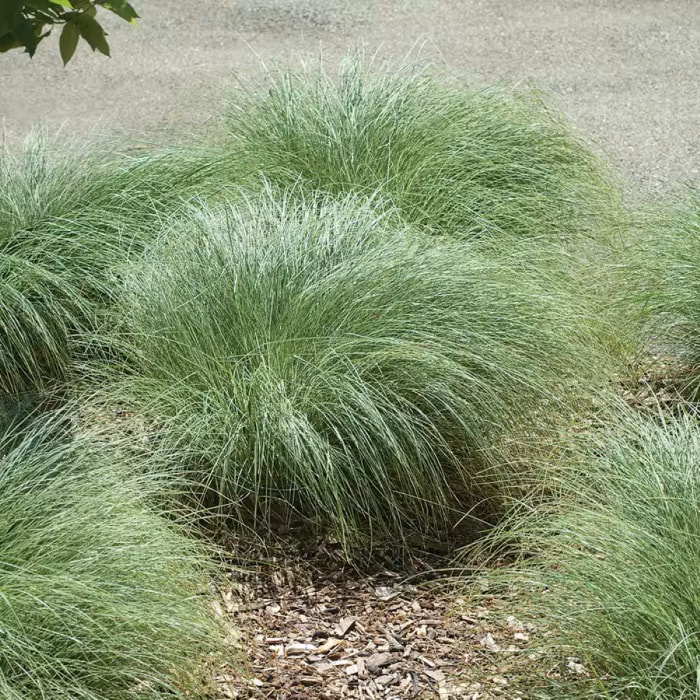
[211,539,575,699]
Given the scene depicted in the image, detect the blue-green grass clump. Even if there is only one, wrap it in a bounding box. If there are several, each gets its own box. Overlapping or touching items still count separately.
[0,131,229,395]
[637,188,700,394]
[226,57,617,240]
[106,192,612,547]
[475,407,700,698]
[0,417,221,699]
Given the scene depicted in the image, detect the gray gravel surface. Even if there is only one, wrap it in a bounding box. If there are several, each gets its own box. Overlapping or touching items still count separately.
[1,0,698,193]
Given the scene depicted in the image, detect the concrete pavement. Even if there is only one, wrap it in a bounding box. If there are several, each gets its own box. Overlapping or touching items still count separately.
[1,0,697,193]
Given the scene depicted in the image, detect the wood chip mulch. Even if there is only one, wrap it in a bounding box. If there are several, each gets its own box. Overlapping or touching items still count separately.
[210,540,569,699]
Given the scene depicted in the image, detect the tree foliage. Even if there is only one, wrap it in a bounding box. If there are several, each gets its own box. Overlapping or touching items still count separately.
[0,0,138,64]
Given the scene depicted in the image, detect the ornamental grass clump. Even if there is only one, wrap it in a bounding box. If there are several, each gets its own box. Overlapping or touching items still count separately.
[636,188,700,395]
[226,56,617,240]
[0,417,220,699]
[107,192,611,547]
[474,407,700,698]
[0,131,230,395]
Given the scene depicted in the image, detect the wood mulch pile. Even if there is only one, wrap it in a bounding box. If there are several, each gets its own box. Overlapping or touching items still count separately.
[211,539,580,699]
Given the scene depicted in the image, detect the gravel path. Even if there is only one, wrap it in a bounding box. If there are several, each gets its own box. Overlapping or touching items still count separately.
[1,1,698,193]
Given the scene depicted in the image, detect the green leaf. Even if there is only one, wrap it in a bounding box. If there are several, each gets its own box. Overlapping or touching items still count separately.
[74,13,109,56]
[25,0,58,13]
[48,0,74,8]
[99,0,138,23]
[72,0,96,17]
[0,32,23,52]
[12,17,46,56]
[59,18,79,64]
[0,0,24,35]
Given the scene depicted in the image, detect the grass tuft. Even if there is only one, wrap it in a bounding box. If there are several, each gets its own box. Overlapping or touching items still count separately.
[634,187,700,395]
[103,191,614,548]
[226,56,617,240]
[0,131,232,395]
[0,415,221,699]
[472,406,700,698]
